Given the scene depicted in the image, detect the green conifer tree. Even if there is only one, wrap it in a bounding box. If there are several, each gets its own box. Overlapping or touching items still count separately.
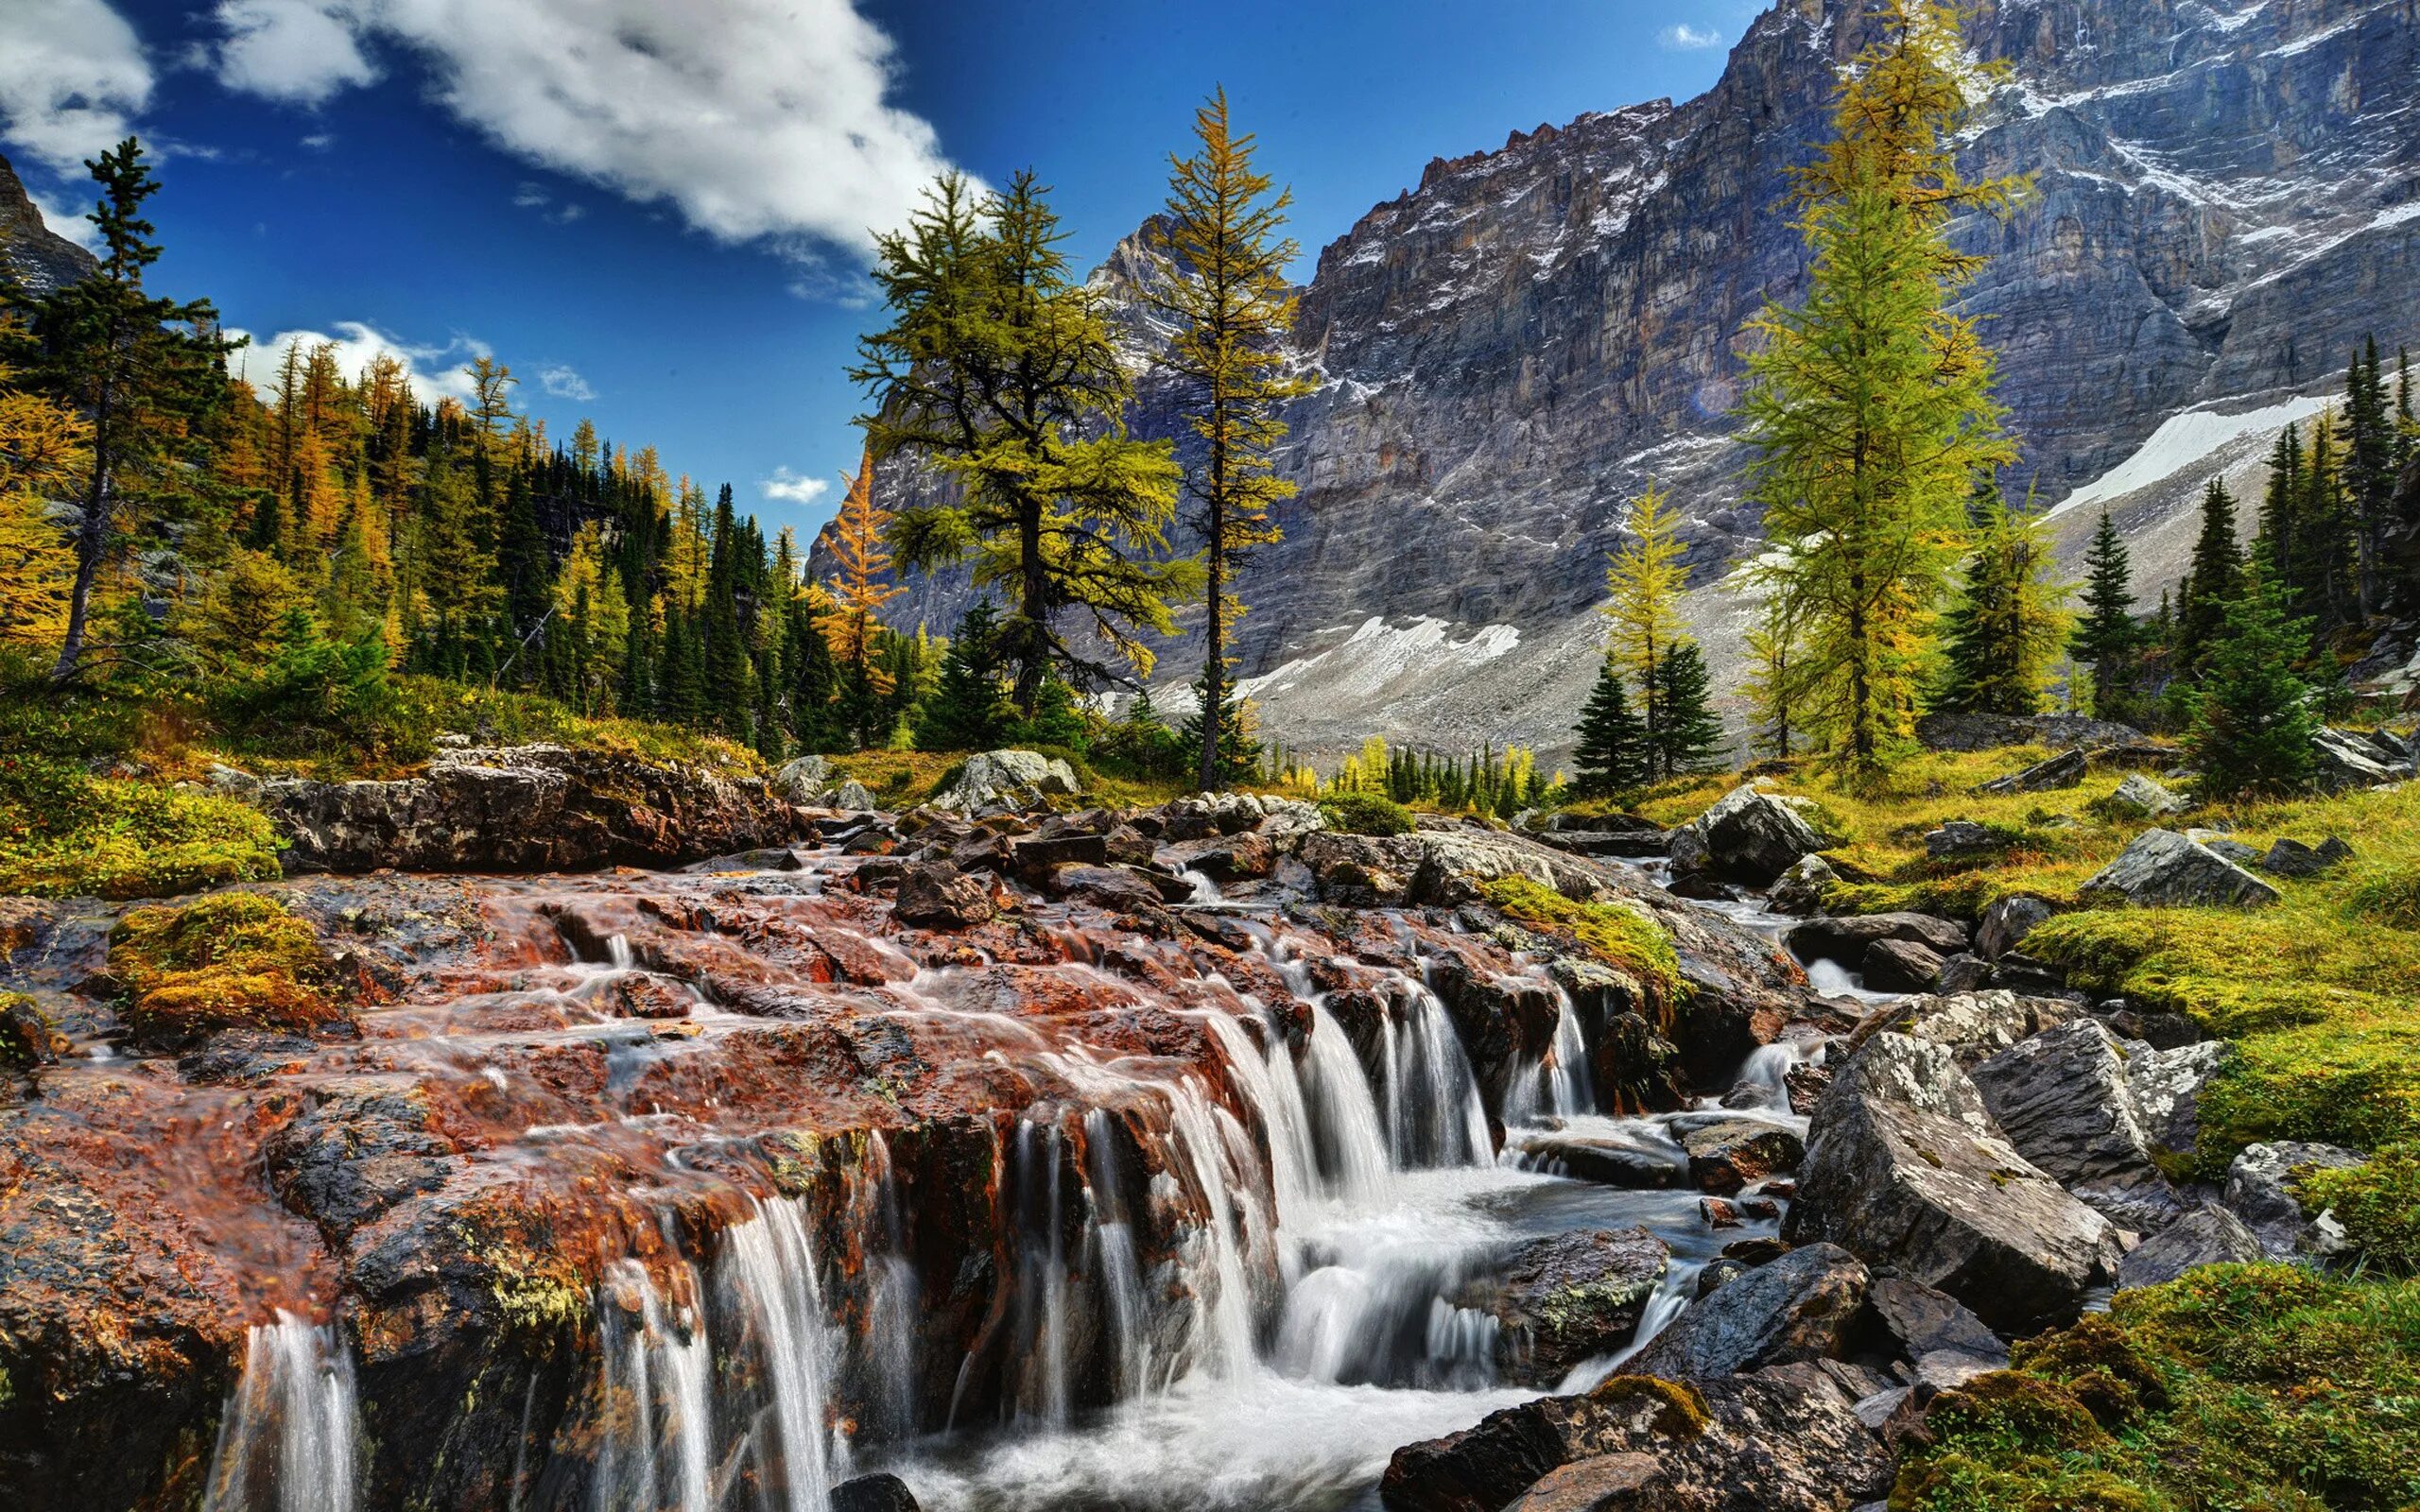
[2342,336,2395,615]
[2254,423,2303,584]
[1572,661,1650,796]
[1936,477,2074,713]
[1177,665,1261,787]
[2188,563,2320,798]
[1650,642,1727,776]
[2071,510,2139,721]
[2175,478,2245,673]
[914,600,1015,751]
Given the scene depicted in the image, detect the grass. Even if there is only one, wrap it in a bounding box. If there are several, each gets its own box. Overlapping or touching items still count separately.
[0,751,285,900]
[1478,875,1683,997]
[1893,1264,2420,1511]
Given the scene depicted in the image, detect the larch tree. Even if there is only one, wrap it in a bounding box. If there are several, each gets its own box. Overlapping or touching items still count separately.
[1151,88,1313,791]
[1740,610,1805,762]
[818,445,906,723]
[1603,478,1688,774]
[0,350,91,650]
[15,139,235,683]
[1737,0,2022,780]
[856,171,1201,714]
[1936,476,2073,714]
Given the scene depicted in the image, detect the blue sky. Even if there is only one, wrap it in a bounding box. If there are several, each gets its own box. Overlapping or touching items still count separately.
[5,0,1754,540]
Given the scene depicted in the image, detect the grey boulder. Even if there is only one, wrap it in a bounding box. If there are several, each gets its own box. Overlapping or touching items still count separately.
[1972,748,2087,795]
[2103,773,2189,818]
[1864,1275,2007,1391]
[2117,1205,2266,1289]
[1970,1019,2180,1229]
[2259,835,2354,877]
[1859,937,1946,994]
[1671,784,1824,885]
[928,749,1080,814]
[2222,1142,2366,1260]
[2079,829,2281,909]
[1619,1242,1868,1383]
[1975,895,2052,960]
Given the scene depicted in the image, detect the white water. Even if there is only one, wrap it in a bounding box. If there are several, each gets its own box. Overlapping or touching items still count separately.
[596,1261,716,1512]
[202,1312,360,1512]
[719,1197,846,1512]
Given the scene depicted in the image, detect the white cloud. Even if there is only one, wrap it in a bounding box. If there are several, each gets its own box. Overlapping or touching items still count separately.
[206,0,960,260]
[1659,23,1723,50]
[537,363,594,402]
[760,469,830,507]
[26,183,103,250]
[510,179,585,224]
[224,319,486,405]
[210,0,376,105]
[0,0,154,174]
[300,130,336,150]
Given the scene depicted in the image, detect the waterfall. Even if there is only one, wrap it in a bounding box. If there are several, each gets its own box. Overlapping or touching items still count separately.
[596,1261,714,1512]
[1732,1041,1804,1114]
[1007,1117,1077,1426]
[854,1133,922,1443]
[1500,985,1596,1129]
[202,1311,360,1512]
[1385,976,1493,1168]
[718,1197,845,1512]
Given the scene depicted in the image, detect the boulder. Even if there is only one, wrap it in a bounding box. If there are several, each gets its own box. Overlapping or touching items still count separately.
[1787,913,1969,966]
[827,778,878,813]
[1971,748,2087,795]
[1050,866,1172,914]
[1858,990,2076,1065]
[2123,1039,2227,1158]
[1930,954,1992,994]
[2117,1205,2266,1289]
[1974,896,2051,961]
[891,863,995,930]
[830,1474,922,1512]
[1453,1228,1670,1385]
[2101,773,2188,819]
[1970,1020,2179,1228]
[2078,829,2281,909]
[1787,1033,2122,1332]
[1768,854,1836,916]
[1163,831,1276,883]
[770,753,830,801]
[2221,1142,2367,1260]
[1671,785,1824,886]
[2313,726,2412,790]
[253,744,804,873]
[1862,1275,2007,1391]
[1301,832,1425,906]
[1677,1119,1805,1195]
[1858,938,1946,994]
[927,749,1080,814]
[1516,1136,1685,1190]
[2258,835,2354,877]
[1923,820,2006,861]
[1382,1363,1892,1512]
[1621,1243,1868,1382]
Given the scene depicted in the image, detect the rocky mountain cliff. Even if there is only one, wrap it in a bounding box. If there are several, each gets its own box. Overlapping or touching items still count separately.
[0,156,95,297]
[826,0,2420,761]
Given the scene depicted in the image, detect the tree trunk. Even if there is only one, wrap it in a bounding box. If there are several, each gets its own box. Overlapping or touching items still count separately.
[1015,498,1046,715]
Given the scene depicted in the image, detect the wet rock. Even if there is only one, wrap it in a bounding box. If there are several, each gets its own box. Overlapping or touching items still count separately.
[1768,854,1836,916]
[1622,1242,1868,1382]
[1787,913,1968,966]
[1050,865,1174,915]
[1974,896,2051,960]
[1406,828,1621,907]
[2222,1141,2367,1260]
[1669,785,1825,886]
[1429,949,1562,1099]
[1455,1228,1670,1385]
[1971,748,2087,796]
[831,1473,922,1512]
[1382,1363,1891,1512]
[0,994,66,1068]
[1542,828,1671,859]
[2078,829,2279,909]
[687,846,804,872]
[1011,832,1111,870]
[1678,1119,1804,1195]
[1516,1135,1685,1189]
[1787,1033,2122,1332]
[1859,937,1947,994]
[2258,835,2354,877]
[1301,832,1425,905]
[893,863,995,930]
[1163,830,1275,883]
[1971,1019,2180,1229]
[928,749,1080,814]
[2102,772,2191,819]
[2118,1204,2266,1289]
[1854,989,2076,1066]
[263,1076,458,1245]
[2123,1039,2227,1158]
[1863,1275,2006,1390]
[255,744,804,873]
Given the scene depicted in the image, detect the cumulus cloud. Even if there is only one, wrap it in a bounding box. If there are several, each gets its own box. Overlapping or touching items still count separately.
[210,0,377,104]
[537,363,594,403]
[0,0,154,174]
[207,0,959,258]
[226,320,486,406]
[760,470,830,507]
[1659,23,1723,50]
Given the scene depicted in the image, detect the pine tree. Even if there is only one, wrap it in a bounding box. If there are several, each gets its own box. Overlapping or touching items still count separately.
[1603,478,1688,773]
[14,139,235,681]
[914,600,1015,751]
[2254,423,2303,584]
[2174,477,2245,673]
[2342,336,2396,617]
[1571,658,1650,796]
[1736,2,2022,780]
[2071,509,2139,721]
[2188,562,2320,798]
[1151,89,1312,791]
[1936,477,2074,714]
[1651,641,1728,775]
[2294,416,2357,630]
[2395,347,2415,474]
[857,172,1201,712]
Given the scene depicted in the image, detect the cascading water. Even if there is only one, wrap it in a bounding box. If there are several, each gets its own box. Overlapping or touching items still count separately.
[596,1260,716,1512]
[718,1197,847,1512]
[202,1311,360,1512]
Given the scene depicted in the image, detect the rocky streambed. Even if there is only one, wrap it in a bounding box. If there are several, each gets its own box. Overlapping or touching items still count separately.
[0,766,2305,1511]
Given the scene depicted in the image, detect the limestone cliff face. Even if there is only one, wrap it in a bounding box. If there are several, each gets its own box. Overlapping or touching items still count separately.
[0,155,95,297]
[824,0,2420,758]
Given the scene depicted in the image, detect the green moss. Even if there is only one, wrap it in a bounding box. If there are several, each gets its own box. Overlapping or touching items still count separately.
[1317,791,1414,837]
[1893,1265,2420,1512]
[0,753,284,901]
[109,892,344,1043]
[2297,1143,2420,1273]
[1584,1374,1711,1437]
[0,991,64,1068]
[1478,876,1682,997]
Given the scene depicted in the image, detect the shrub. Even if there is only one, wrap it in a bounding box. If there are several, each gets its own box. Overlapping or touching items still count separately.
[109,892,345,1047]
[0,752,283,900]
[1317,790,1413,836]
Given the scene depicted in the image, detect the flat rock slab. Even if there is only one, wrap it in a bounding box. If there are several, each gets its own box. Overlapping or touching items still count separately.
[2080,829,2280,908]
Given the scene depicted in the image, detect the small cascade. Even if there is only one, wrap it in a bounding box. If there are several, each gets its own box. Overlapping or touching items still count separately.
[717,1197,845,1512]
[1083,1108,1156,1400]
[1558,1262,1698,1392]
[202,1311,360,1512]
[1383,975,1493,1169]
[1731,1040,1808,1115]
[605,932,636,971]
[1502,985,1596,1127]
[596,1261,715,1512]
[1006,1117,1079,1426]
[852,1133,922,1444]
